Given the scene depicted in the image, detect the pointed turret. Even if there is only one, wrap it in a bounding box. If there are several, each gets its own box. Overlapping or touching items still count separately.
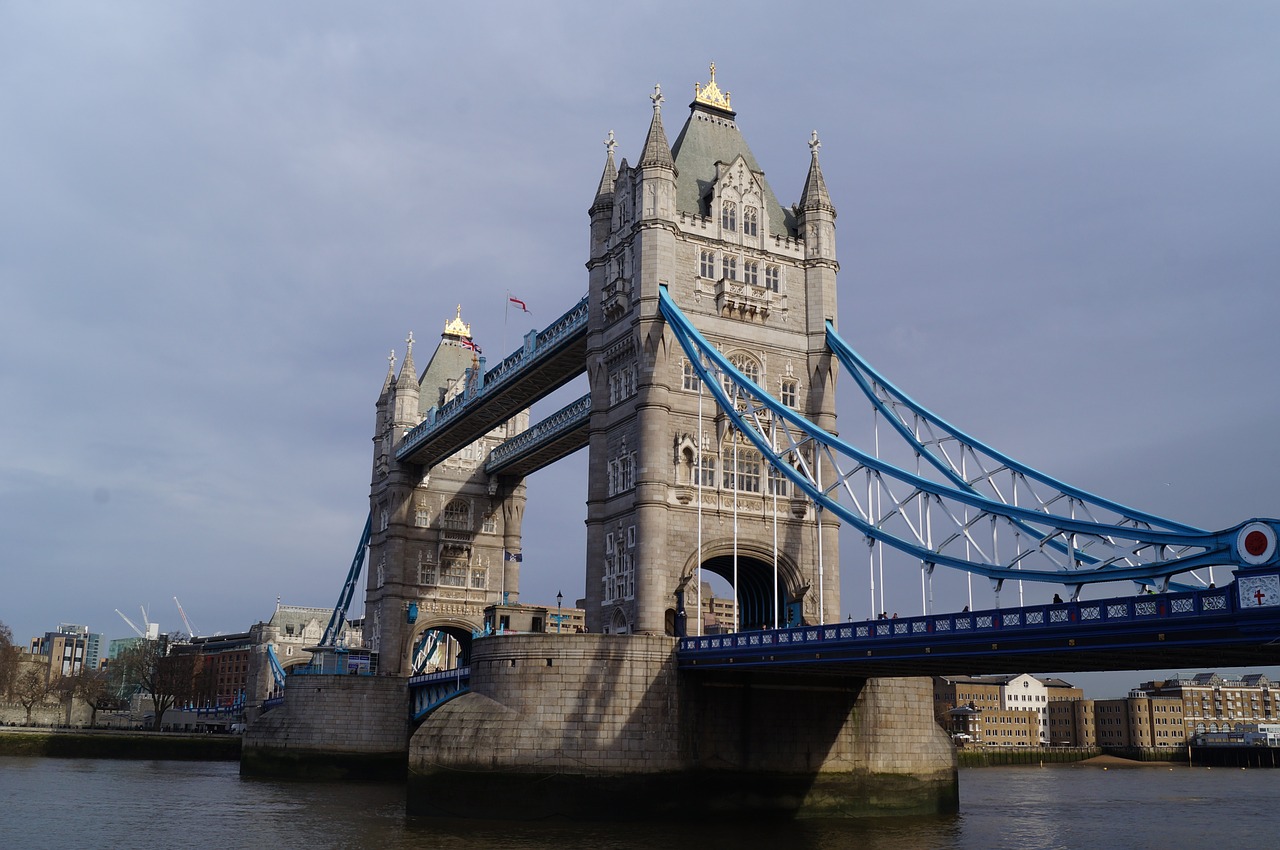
[799,130,836,216]
[379,349,396,399]
[638,85,676,173]
[798,130,837,264]
[393,332,421,428]
[591,130,618,215]
[396,331,417,391]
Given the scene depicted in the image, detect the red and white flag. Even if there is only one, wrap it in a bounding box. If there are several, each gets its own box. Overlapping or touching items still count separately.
[509,296,530,313]
[461,338,482,354]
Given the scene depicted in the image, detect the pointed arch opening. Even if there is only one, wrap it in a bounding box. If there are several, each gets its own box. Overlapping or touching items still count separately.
[408,620,475,675]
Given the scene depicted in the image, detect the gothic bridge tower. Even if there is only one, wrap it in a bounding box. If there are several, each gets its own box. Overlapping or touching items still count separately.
[364,311,529,676]
[585,67,840,636]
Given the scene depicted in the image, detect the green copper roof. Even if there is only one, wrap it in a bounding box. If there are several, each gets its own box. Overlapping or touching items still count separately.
[670,103,795,238]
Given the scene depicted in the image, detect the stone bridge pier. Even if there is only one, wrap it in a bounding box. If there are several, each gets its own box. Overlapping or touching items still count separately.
[407,633,957,819]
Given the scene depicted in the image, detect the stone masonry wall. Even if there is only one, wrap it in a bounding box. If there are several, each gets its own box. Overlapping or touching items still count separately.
[411,633,681,773]
[242,674,407,777]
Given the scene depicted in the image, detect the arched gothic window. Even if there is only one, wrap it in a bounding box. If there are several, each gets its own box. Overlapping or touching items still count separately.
[442,499,471,530]
[721,200,737,231]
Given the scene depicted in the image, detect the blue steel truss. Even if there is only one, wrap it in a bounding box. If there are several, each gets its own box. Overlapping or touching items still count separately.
[657,287,1279,593]
[319,513,372,648]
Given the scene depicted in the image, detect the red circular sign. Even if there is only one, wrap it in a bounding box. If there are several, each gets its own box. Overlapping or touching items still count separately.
[1245,530,1270,557]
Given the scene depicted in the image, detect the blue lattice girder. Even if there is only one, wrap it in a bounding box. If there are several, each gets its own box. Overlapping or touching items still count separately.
[656,287,1279,587]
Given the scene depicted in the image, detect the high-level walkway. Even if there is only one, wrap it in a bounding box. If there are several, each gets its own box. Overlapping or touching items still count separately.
[396,295,589,468]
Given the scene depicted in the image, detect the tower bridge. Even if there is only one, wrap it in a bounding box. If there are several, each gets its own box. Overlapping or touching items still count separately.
[244,65,1280,819]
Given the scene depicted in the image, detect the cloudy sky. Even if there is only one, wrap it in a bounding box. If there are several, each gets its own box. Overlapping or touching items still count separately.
[2,2,1277,696]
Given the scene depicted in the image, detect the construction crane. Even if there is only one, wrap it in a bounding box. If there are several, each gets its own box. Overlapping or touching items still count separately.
[115,609,145,638]
[173,597,198,637]
[116,606,160,640]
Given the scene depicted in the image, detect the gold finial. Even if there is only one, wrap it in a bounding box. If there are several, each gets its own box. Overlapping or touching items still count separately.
[694,61,732,111]
[443,304,471,338]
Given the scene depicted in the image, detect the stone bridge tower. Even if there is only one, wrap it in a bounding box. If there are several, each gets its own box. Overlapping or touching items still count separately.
[584,67,840,636]
[363,312,529,676]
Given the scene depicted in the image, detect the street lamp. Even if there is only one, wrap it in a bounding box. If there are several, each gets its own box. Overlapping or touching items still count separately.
[556,591,563,634]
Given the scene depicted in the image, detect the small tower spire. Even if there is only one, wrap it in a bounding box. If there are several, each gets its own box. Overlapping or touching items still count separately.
[800,130,835,215]
[396,331,417,389]
[639,84,676,172]
[591,130,618,215]
[380,348,396,396]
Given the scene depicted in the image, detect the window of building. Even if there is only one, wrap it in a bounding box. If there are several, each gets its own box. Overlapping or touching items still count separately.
[440,559,468,587]
[700,250,716,278]
[744,260,758,286]
[470,568,487,589]
[779,379,798,408]
[682,359,699,391]
[767,464,789,497]
[721,200,737,231]
[482,514,497,534]
[696,454,717,488]
[743,205,758,236]
[414,497,430,528]
[765,265,780,292]
[442,499,470,530]
[723,449,762,493]
[722,255,737,281]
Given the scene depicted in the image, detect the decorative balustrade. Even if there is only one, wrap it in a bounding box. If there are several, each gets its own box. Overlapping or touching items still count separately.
[678,586,1240,657]
[484,393,591,473]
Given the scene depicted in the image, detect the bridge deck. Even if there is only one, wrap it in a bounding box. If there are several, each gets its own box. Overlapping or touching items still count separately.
[678,584,1280,677]
[397,295,588,468]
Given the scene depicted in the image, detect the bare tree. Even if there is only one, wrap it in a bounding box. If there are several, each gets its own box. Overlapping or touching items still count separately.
[64,665,119,728]
[0,621,18,699]
[118,640,199,730]
[14,669,51,725]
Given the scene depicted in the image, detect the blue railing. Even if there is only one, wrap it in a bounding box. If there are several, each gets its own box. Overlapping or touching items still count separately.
[397,294,589,460]
[409,665,472,721]
[679,586,1234,657]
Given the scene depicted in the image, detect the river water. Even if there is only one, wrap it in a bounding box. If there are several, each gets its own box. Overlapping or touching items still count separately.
[2,757,1278,849]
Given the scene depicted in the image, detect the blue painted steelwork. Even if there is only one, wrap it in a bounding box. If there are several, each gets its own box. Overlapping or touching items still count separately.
[411,630,441,675]
[483,392,590,474]
[265,644,286,692]
[409,666,471,722]
[678,571,1280,676]
[396,295,589,462]
[657,287,1279,590]
[319,514,372,648]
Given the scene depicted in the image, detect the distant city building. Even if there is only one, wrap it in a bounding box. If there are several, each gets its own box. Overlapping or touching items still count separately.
[172,632,253,709]
[943,703,1040,746]
[28,623,103,678]
[934,674,1082,744]
[484,602,586,636]
[1134,672,1278,737]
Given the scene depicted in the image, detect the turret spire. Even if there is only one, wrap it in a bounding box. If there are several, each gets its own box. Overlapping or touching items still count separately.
[591,130,618,213]
[800,130,835,214]
[639,84,676,172]
[380,348,396,396]
[396,331,417,390]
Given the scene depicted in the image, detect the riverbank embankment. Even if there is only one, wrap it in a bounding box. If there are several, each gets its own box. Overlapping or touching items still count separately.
[0,727,240,760]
